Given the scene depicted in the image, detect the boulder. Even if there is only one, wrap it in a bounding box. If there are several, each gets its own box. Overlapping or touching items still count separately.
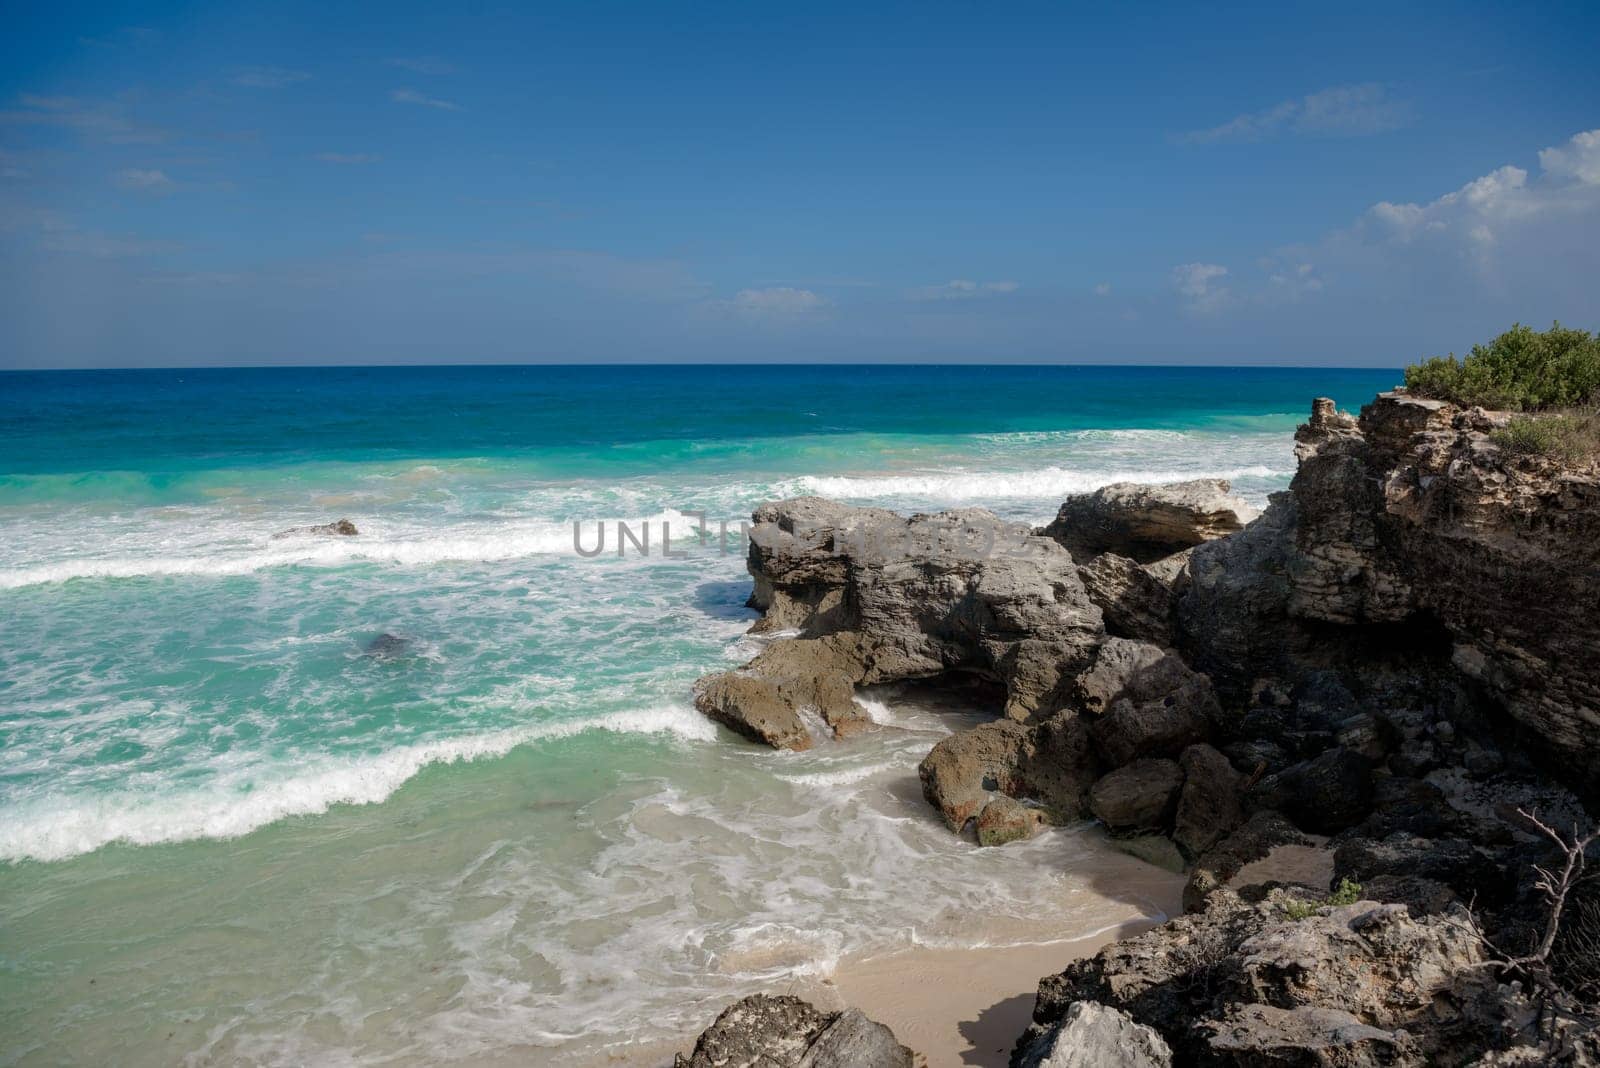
[919,713,1099,831]
[1016,1000,1173,1068]
[1040,479,1257,563]
[675,994,914,1068]
[976,795,1045,847]
[1183,811,1313,913]
[1174,743,1244,859]
[693,635,873,751]
[1089,759,1183,835]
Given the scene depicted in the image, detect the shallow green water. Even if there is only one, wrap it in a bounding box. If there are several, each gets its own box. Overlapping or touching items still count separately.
[0,364,1399,1064]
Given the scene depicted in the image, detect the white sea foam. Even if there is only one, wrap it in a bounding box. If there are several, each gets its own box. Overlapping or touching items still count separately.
[785,464,1285,502]
[0,509,700,590]
[0,705,716,863]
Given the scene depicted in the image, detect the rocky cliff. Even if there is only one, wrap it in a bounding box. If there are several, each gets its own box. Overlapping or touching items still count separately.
[678,388,1600,1066]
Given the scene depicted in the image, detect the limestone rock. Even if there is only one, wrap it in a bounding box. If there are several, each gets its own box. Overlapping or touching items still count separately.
[1015,893,1503,1067]
[1016,1000,1173,1068]
[1201,1003,1413,1066]
[1041,479,1258,564]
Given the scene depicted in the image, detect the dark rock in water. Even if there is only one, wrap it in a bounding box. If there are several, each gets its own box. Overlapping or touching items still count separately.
[1015,1000,1173,1067]
[674,994,913,1068]
[1039,479,1257,564]
[363,633,410,658]
[274,517,359,538]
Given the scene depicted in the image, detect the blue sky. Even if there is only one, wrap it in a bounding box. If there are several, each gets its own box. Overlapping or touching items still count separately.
[2,1,1597,368]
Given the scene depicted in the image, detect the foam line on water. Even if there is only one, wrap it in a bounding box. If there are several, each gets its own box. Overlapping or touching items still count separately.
[0,704,716,863]
[784,465,1285,502]
[0,510,698,590]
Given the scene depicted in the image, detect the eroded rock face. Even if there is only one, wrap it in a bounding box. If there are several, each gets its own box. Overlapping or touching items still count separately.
[1286,392,1600,802]
[1041,480,1258,564]
[1014,893,1505,1068]
[674,994,914,1068]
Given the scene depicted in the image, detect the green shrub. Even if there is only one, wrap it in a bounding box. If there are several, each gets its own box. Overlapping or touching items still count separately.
[1280,878,1363,920]
[1404,322,1600,411]
[1489,411,1600,463]
[1328,877,1362,907]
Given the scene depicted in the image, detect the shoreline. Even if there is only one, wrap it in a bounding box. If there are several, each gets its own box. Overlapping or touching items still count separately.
[588,856,1186,1068]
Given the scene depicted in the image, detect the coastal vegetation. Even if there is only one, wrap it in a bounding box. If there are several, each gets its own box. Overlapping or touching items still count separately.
[1406,322,1600,460]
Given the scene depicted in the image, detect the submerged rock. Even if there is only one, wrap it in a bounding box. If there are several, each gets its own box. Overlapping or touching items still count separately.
[363,633,410,658]
[674,994,914,1068]
[1040,479,1257,564]
[273,517,359,538]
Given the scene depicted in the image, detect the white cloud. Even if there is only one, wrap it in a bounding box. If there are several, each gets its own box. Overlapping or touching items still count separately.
[728,286,827,315]
[1355,130,1600,271]
[1265,260,1323,299]
[391,88,462,111]
[1171,262,1230,311]
[1539,130,1600,184]
[232,66,311,89]
[1092,282,1112,296]
[1181,83,1411,144]
[315,152,381,164]
[115,167,173,192]
[908,279,1020,301]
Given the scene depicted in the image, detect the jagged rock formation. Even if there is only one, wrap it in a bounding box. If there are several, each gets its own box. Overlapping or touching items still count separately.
[1013,892,1517,1067]
[695,498,1104,748]
[1039,479,1258,563]
[674,994,914,1068]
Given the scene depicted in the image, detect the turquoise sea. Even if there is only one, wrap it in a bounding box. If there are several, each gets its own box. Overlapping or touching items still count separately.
[0,364,1398,1065]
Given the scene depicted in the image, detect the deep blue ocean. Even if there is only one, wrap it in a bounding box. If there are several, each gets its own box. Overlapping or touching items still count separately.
[0,364,1398,1065]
